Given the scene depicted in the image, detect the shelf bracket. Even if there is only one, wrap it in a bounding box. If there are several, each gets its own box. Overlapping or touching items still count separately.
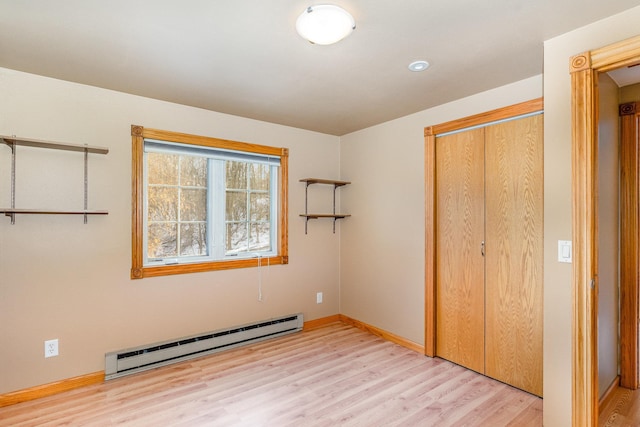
[9,139,16,224]
[332,184,338,233]
[304,181,310,234]
[84,146,89,224]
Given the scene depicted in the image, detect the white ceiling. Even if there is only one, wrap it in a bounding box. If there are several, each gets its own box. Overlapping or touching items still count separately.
[1,1,640,136]
[608,64,640,87]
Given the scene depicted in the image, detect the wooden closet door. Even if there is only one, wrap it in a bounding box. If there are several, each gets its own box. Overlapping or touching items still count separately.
[435,128,485,373]
[484,114,543,396]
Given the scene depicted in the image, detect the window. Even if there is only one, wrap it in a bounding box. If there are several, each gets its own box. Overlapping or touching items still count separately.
[131,125,288,279]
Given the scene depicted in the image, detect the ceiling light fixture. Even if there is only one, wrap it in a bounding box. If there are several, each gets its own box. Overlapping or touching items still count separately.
[296,5,356,45]
[408,60,430,72]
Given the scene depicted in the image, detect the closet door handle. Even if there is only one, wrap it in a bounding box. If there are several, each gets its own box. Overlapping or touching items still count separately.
[481,241,485,257]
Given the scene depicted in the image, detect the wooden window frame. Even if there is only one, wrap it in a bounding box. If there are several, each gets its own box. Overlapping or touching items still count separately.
[130,125,288,279]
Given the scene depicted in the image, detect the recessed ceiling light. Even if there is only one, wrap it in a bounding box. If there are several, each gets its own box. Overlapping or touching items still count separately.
[408,60,430,72]
[296,5,356,45]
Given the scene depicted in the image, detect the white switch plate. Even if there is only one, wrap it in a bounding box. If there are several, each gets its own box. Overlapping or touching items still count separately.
[316,292,323,304]
[558,240,572,263]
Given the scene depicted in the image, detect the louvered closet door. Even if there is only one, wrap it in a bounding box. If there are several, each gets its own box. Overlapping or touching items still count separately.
[435,127,485,374]
[484,114,543,396]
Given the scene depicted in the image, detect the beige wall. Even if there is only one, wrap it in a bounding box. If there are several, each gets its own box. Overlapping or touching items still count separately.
[597,73,620,398]
[0,68,342,394]
[543,6,640,426]
[621,82,640,103]
[339,75,543,345]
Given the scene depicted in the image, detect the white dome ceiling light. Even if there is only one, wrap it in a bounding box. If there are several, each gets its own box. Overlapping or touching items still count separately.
[296,5,356,45]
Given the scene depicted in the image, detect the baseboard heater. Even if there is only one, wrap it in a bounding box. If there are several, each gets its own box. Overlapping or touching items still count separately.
[105,313,303,380]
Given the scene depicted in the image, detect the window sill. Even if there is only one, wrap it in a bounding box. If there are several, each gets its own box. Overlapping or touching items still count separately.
[131,255,288,279]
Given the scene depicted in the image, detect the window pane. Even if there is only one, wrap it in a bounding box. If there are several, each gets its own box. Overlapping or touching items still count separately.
[138,132,286,273]
[250,193,270,221]
[180,188,207,221]
[226,191,247,221]
[226,161,247,190]
[180,156,207,187]
[180,223,207,256]
[148,153,178,185]
[148,187,178,221]
[148,223,177,258]
[249,223,270,252]
[250,164,269,191]
[226,222,248,254]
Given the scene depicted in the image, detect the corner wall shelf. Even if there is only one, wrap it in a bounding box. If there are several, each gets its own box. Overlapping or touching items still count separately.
[299,178,350,234]
[1,135,109,224]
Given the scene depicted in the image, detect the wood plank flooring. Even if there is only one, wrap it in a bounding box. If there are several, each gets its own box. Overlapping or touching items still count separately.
[600,386,640,426]
[0,323,542,426]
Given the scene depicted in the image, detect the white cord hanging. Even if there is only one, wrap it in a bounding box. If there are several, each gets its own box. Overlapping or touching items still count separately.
[256,253,263,302]
[254,253,272,302]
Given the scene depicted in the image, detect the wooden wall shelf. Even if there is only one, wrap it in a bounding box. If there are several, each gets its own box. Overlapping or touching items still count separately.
[0,209,109,215]
[299,178,350,187]
[1,135,109,224]
[300,213,351,219]
[1,135,109,154]
[299,178,350,234]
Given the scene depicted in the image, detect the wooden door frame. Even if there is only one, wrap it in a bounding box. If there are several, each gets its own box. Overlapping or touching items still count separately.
[424,98,544,357]
[570,34,640,427]
[620,101,640,390]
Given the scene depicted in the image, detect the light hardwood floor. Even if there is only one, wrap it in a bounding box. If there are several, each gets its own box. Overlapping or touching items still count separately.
[600,386,640,426]
[0,323,542,426]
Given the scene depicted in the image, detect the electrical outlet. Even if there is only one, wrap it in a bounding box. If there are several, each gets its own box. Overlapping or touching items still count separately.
[44,339,59,358]
[316,292,323,304]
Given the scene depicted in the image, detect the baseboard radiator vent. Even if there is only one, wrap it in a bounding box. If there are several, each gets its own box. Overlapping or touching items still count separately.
[105,313,303,380]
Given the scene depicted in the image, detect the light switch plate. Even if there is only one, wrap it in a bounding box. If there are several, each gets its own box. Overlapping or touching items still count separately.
[558,240,572,263]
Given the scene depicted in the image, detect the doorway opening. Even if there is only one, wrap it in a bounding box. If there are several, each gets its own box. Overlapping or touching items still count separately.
[570,34,640,426]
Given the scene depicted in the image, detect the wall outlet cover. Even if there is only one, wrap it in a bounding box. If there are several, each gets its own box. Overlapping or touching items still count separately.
[45,339,59,358]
